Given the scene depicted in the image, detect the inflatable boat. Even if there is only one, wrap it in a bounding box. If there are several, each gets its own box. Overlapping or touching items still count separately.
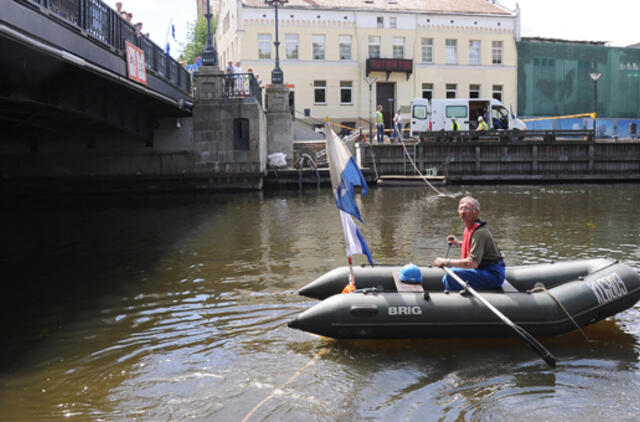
[288,258,640,339]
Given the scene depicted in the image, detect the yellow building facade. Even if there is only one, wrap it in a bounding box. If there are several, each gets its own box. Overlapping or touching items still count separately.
[215,0,520,132]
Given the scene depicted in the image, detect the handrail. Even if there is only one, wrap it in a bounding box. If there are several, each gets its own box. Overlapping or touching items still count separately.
[15,0,192,96]
[215,73,263,106]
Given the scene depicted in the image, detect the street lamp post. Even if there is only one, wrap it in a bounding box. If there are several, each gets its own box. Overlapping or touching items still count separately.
[202,0,217,66]
[265,0,287,84]
[589,72,601,137]
[365,76,377,140]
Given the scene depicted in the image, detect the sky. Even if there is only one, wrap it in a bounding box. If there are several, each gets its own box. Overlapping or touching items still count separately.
[102,0,640,61]
[500,0,640,47]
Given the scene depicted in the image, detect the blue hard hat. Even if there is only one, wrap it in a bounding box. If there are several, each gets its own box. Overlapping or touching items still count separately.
[399,263,422,284]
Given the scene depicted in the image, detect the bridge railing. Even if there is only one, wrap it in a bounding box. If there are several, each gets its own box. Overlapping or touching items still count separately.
[18,0,192,96]
[219,73,263,107]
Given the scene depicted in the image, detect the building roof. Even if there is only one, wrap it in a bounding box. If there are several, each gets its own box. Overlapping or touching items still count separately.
[243,0,513,15]
[520,36,607,46]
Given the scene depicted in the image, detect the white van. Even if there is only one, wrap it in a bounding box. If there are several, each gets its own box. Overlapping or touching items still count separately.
[410,98,526,139]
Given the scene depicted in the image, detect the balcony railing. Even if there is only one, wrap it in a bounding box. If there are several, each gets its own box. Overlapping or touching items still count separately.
[17,0,192,96]
[366,58,413,80]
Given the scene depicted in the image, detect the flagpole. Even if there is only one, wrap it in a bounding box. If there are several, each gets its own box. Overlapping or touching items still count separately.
[325,117,373,294]
[342,257,356,293]
[164,18,173,44]
[328,117,357,294]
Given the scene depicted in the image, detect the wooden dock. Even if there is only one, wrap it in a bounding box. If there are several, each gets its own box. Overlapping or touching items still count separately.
[376,175,447,187]
[271,139,640,190]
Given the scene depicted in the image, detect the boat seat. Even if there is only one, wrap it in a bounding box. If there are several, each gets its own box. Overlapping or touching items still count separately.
[393,273,518,293]
[393,272,424,293]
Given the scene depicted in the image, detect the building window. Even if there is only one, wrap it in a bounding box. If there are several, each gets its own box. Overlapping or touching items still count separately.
[492,84,503,101]
[422,83,433,100]
[470,84,480,98]
[223,12,230,33]
[368,36,381,58]
[446,83,457,98]
[312,35,325,60]
[339,35,352,60]
[285,34,299,59]
[377,16,384,28]
[421,38,433,63]
[492,41,503,64]
[258,34,271,59]
[469,40,480,65]
[393,37,404,59]
[445,39,457,64]
[314,80,326,104]
[389,17,397,28]
[340,81,352,104]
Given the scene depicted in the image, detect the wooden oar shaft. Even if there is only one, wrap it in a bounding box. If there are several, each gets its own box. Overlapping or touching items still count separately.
[442,266,557,368]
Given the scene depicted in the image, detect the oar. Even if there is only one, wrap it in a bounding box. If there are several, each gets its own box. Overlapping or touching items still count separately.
[441,265,557,368]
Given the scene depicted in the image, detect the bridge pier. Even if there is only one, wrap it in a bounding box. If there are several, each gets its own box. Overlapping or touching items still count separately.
[192,65,267,190]
[265,84,294,167]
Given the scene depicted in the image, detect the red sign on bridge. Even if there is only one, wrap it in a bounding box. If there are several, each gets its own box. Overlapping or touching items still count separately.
[125,41,147,85]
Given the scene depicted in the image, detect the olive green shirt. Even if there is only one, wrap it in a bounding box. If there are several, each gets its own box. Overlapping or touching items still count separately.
[468,226,503,266]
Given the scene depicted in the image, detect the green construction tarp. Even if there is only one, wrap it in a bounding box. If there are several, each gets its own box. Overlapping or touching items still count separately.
[517,40,640,118]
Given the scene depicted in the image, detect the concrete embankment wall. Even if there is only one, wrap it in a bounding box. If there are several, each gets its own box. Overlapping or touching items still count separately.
[360,141,640,183]
[0,117,209,194]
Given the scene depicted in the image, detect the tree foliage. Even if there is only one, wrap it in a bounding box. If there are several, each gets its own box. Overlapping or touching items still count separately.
[179,14,217,65]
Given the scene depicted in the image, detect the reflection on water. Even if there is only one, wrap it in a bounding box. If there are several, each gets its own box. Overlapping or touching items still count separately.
[0,185,639,421]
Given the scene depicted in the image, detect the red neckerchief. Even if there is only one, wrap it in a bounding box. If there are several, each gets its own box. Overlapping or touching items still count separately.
[460,221,482,259]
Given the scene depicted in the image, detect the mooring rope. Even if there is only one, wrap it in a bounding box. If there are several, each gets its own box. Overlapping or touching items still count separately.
[241,347,328,422]
[364,141,379,180]
[398,137,449,197]
[528,285,590,343]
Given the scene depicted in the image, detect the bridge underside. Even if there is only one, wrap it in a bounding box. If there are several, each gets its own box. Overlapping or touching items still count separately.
[0,32,190,147]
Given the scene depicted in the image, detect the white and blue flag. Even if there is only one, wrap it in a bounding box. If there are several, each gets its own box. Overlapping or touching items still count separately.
[326,125,368,222]
[339,210,374,266]
[164,20,175,57]
[326,124,374,266]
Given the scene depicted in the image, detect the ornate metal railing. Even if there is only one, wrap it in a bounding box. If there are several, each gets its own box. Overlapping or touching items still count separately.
[219,73,263,106]
[17,0,192,95]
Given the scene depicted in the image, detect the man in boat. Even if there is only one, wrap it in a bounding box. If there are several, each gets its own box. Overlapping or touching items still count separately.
[433,196,505,291]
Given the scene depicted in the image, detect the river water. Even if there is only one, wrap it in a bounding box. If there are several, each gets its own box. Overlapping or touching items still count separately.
[1,184,639,421]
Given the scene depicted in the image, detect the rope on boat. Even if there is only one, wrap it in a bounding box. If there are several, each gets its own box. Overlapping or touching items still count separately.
[528,284,590,343]
[241,347,328,422]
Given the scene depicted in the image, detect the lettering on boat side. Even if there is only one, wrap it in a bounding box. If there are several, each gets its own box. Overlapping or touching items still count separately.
[388,306,422,316]
[587,273,628,305]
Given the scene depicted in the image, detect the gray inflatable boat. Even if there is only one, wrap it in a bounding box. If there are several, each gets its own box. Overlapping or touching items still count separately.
[288,258,640,339]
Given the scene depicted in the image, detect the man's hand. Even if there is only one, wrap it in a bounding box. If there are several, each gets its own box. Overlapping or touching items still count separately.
[433,257,448,268]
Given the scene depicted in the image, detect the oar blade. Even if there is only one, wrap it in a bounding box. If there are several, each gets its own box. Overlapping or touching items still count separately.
[442,265,557,368]
[513,325,557,368]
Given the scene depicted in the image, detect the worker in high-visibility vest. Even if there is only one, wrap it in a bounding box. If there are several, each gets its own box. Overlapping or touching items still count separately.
[376,105,384,143]
[476,115,488,131]
[451,117,460,131]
